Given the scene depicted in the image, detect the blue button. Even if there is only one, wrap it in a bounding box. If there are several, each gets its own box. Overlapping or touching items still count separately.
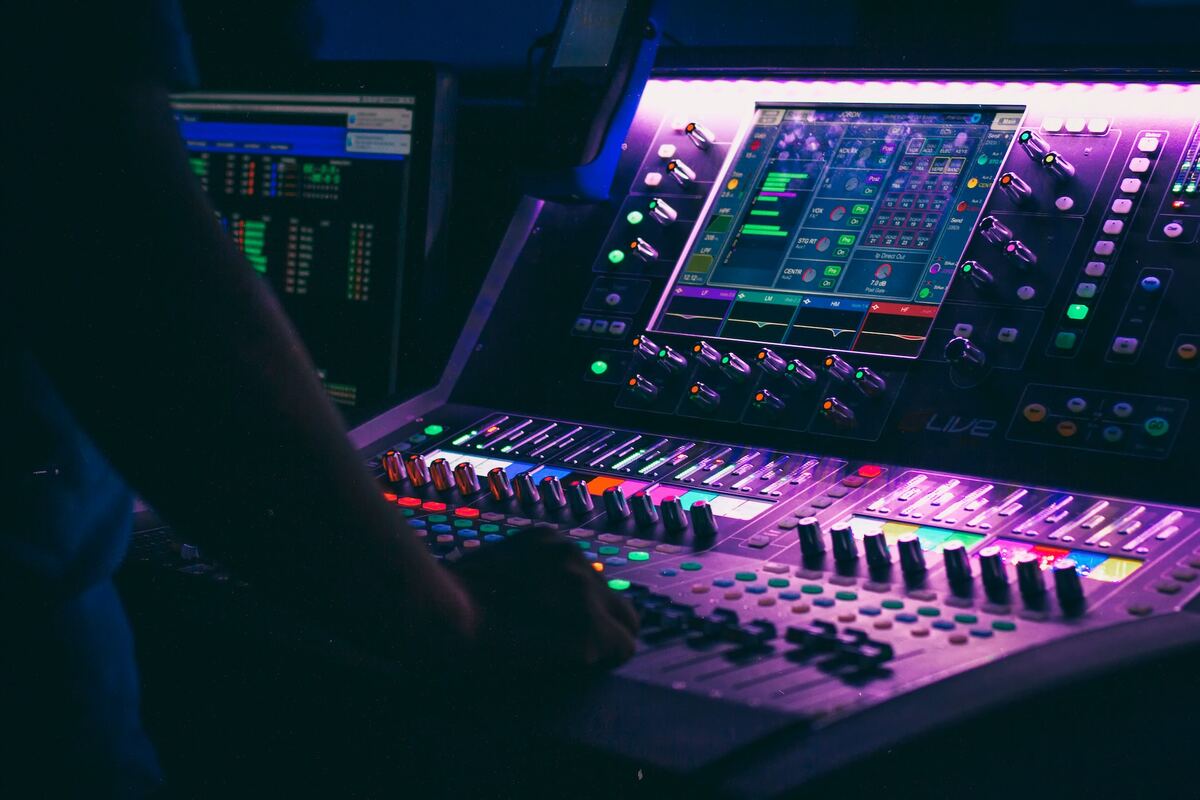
[431,524,453,534]
[584,551,598,560]
[970,628,994,638]
[408,519,427,528]
[932,620,956,631]
[779,591,801,601]
[483,534,504,543]
[746,586,768,595]
[859,606,882,616]
[813,598,836,607]
[1140,275,1162,292]
[660,569,677,577]
[605,557,628,566]
[713,579,735,588]
[896,613,918,623]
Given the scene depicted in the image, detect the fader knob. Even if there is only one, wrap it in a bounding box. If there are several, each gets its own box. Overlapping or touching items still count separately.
[406,454,431,487]
[943,540,973,593]
[819,396,855,428]
[959,260,995,289]
[603,486,631,524]
[666,158,696,185]
[684,121,715,150]
[429,457,455,492]
[691,340,722,369]
[897,533,927,577]
[754,348,786,375]
[944,336,987,370]
[687,382,721,410]
[822,353,855,382]
[1017,129,1050,159]
[719,352,752,382]
[690,501,719,542]
[998,172,1033,204]
[852,366,886,398]
[1053,560,1087,616]
[661,497,689,532]
[656,344,688,374]
[751,388,785,413]
[486,467,513,501]
[1004,239,1038,268]
[796,516,825,557]
[977,215,1013,245]
[784,359,817,387]
[863,531,892,569]
[566,480,594,517]
[979,546,1010,603]
[629,237,659,262]
[382,450,405,484]
[513,472,541,507]
[1041,151,1076,180]
[633,335,659,360]
[454,462,481,495]
[830,522,858,563]
[1015,552,1046,603]
[540,475,567,510]
[626,374,660,401]
[648,197,678,225]
[630,492,659,528]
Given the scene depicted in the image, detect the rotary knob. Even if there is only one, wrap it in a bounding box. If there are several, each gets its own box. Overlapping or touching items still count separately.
[1004,239,1038,268]
[381,450,405,484]
[486,466,513,501]
[943,540,973,595]
[821,353,855,382]
[661,496,689,532]
[998,171,1033,205]
[863,530,892,569]
[513,472,541,507]
[405,454,431,487]
[796,516,825,558]
[656,344,688,374]
[977,215,1013,245]
[629,237,659,261]
[626,373,659,401]
[1015,552,1046,605]
[944,336,987,370]
[830,522,858,563]
[690,501,719,543]
[754,348,787,375]
[978,545,1010,603]
[666,158,696,186]
[784,359,817,387]
[752,388,785,413]
[630,492,659,528]
[540,475,567,510]
[453,462,481,495]
[719,352,752,382]
[897,533,927,577]
[959,260,995,290]
[1053,560,1087,616]
[685,121,715,150]
[1041,151,1076,181]
[691,340,722,369]
[688,382,720,411]
[649,197,678,225]
[603,486,631,524]
[819,396,855,428]
[852,366,886,398]
[429,457,455,492]
[566,480,594,517]
[1018,129,1050,159]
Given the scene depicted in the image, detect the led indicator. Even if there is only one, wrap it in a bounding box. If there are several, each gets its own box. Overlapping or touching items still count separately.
[754,392,765,402]
[607,578,631,591]
[590,360,609,376]
[854,369,865,380]
[690,384,700,394]
[626,210,644,225]
[727,178,740,190]
[422,424,444,436]
[1067,304,1090,320]
[607,249,625,264]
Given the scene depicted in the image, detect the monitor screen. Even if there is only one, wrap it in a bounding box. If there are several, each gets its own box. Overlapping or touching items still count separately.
[170,90,421,410]
[650,103,1024,358]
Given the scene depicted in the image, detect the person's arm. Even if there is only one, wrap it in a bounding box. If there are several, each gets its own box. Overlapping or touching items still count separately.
[4,82,634,665]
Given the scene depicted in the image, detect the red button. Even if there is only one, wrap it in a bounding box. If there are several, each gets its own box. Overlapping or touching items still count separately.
[857,465,882,479]
[397,497,421,507]
[454,507,480,519]
[382,492,398,502]
[422,501,447,512]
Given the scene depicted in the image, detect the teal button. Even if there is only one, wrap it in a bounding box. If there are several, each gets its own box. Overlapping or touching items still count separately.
[882,599,904,610]
[427,515,448,524]
[835,591,858,601]
[954,613,979,624]
[992,620,1017,632]
[917,606,941,617]
[628,551,650,562]
[800,584,824,595]
[680,561,703,571]
[479,523,500,533]
[598,546,621,556]
[735,572,757,582]
[1144,417,1170,437]
[1054,331,1077,350]
[767,578,790,588]
[454,519,473,528]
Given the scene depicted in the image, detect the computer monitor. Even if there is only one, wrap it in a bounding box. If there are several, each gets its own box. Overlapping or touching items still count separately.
[170,63,454,421]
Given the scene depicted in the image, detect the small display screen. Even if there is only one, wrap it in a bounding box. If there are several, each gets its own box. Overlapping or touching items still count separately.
[849,516,987,553]
[650,104,1023,357]
[984,538,1142,584]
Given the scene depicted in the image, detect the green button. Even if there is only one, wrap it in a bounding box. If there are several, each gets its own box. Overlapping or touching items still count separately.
[1067,303,1089,321]
[590,360,609,376]
[1144,417,1170,437]
[628,551,650,562]
[680,561,703,571]
[607,579,631,591]
[917,606,940,617]
[454,519,473,528]
[422,424,444,436]
[735,572,757,582]
[954,613,979,624]
[402,509,415,517]
[835,591,858,601]
[992,620,1017,632]
[576,540,590,549]
[882,599,904,609]
[479,523,500,533]
[505,527,519,536]
[598,546,621,556]
[626,210,644,225]
[801,584,824,594]
[427,515,448,524]
[1054,331,1077,350]
[607,249,625,265]
[767,578,790,588]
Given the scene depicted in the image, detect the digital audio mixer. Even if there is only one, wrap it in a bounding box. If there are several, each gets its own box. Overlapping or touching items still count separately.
[135,75,1200,795]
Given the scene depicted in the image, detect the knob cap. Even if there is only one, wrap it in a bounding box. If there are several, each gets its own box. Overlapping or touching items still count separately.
[998,171,1033,204]
[852,366,887,398]
[820,396,855,428]
[897,533,927,576]
[684,121,715,150]
[649,197,678,225]
[630,492,659,528]
[822,353,855,382]
[691,340,721,368]
[754,348,786,374]
[864,531,892,568]
[633,335,659,360]
[1018,129,1050,159]
[1004,239,1038,268]
[626,373,659,401]
[655,344,688,374]
[666,158,696,185]
[979,545,1010,603]
[453,462,480,495]
[603,486,631,524]
[486,467,513,501]
[429,457,455,492]
[629,237,659,262]
[540,475,567,510]
[830,522,858,563]
[1015,552,1046,603]
[719,352,752,382]
[513,472,541,507]
[797,516,825,557]
[944,336,987,370]
[661,496,689,532]
[382,450,405,484]
[1041,151,1075,180]
[690,501,719,542]
[687,381,721,410]
[752,388,785,413]
[978,215,1013,245]
[784,359,817,387]
[943,540,973,593]
[1053,560,1086,615]
[406,454,431,487]
[959,260,994,289]
[566,480,594,517]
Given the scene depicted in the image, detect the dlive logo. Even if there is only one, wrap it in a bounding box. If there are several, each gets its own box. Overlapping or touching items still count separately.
[898,410,998,439]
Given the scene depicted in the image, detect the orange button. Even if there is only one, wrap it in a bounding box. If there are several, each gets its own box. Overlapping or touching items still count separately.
[1023,403,1047,423]
[858,464,882,479]
[1056,420,1078,437]
[454,507,480,519]
[397,497,422,508]
[1178,343,1198,361]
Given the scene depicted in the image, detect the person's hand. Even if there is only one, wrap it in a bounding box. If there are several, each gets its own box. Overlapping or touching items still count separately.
[450,528,639,672]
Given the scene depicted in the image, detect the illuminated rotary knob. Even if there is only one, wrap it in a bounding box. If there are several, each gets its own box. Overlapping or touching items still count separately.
[1018,129,1050,159]
[820,396,855,428]
[655,344,688,374]
[603,486,631,524]
[453,462,480,494]
[660,496,689,532]
[851,366,886,398]
[691,340,722,369]
[944,336,987,370]
[382,450,405,484]
[978,545,1010,603]
[752,388,785,413]
[1004,239,1038,268]
[1041,151,1076,181]
[998,171,1033,204]
[633,334,659,360]
[626,373,659,401]
[487,466,513,501]
[959,260,994,290]
[540,475,567,510]
[943,541,973,594]
[429,457,455,491]
[649,197,678,225]
[719,352,752,382]
[405,454,431,487]
[566,480,594,516]
[754,348,786,375]
[688,382,721,410]
[1015,552,1047,606]
[821,353,855,382]
[666,158,696,186]
[629,237,659,262]
[784,359,817,388]
[977,215,1013,245]
[684,121,715,150]
[830,522,858,563]
[630,492,659,528]
[513,472,540,507]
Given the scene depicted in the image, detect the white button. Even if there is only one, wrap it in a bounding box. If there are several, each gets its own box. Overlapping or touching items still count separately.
[1017,285,1036,301]
[574,317,592,333]
[1094,240,1115,256]
[1164,221,1185,239]
[1076,282,1097,298]
[1067,397,1088,413]
[1113,402,1134,418]
[1129,157,1150,173]
[1085,261,1107,277]
[997,327,1019,343]
[953,323,974,338]
[1055,195,1075,212]
[604,292,622,307]
[1103,219,1125,235]
[1120,178,1142,193]
[1112,198,1133,214]
[1137,136,1159,153]
[1087,118,1110,134]
[591,320,609,334]
[1112,337,1139,355]
[1043,117,1064,133]
[609,320,628,336]
[1065,117,1086,133]
[644,172,663,187]
[657,143,677,159]
[670,116,688,131]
